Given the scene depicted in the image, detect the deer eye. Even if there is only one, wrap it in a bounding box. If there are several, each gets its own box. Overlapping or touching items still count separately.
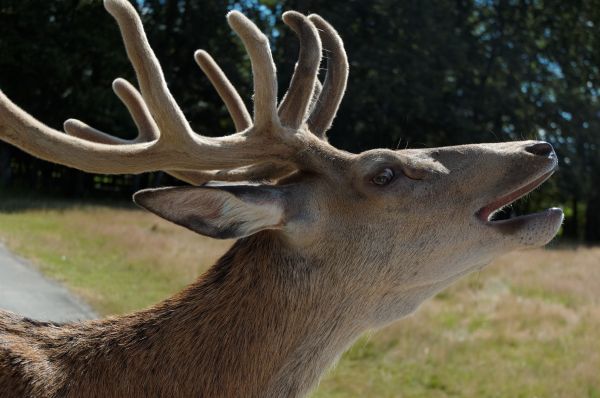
[372,168,395,186]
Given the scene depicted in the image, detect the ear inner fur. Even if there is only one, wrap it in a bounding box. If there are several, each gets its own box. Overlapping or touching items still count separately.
[134,186,286,239]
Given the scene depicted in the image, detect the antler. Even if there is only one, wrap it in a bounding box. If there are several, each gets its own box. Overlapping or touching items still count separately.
[0,0,350,182]
[194,50,252,132]
[307,14,349,139]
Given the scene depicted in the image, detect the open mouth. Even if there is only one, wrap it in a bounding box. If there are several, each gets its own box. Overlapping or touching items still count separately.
[476,168,557,225]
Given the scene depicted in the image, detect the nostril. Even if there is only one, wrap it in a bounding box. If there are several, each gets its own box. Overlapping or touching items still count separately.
[525,142,554,157]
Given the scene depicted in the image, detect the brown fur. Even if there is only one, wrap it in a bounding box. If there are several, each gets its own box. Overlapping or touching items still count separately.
[0,235,366,397]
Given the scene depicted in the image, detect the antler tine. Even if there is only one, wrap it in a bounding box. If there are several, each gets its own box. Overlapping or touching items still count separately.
[104,0,193,144]
[227,11,279,130]
[278,12,322,130]
[63,120,130,145]
[64,78,159,145]
[306,14,349,138]
[194,50,252,132]
[110,78,159,142]
[308,79,323,117]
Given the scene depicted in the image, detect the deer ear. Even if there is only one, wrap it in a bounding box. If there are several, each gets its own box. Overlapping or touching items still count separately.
[133,185,286,239]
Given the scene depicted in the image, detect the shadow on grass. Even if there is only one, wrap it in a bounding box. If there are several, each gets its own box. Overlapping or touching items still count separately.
[0,189,136,213]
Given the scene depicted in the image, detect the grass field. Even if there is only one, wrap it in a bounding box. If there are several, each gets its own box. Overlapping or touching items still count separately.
[0,195,599,397]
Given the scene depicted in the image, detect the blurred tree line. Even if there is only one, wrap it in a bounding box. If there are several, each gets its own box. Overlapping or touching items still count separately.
[0,0,599,242]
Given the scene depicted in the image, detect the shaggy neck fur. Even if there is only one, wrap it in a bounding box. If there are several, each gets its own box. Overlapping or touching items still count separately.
[0,233,368,398]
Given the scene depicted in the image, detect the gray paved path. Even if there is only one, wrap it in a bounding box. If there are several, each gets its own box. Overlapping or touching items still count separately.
[0,243,96,322]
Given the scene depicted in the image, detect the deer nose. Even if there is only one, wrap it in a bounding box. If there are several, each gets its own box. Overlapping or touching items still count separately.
[525,142,554,157]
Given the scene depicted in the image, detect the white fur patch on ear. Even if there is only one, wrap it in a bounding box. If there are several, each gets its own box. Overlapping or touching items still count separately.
[214,192,284,236]
[134,186,285,239]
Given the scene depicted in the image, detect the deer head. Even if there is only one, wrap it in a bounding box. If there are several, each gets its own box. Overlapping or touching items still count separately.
[0,0,562,382]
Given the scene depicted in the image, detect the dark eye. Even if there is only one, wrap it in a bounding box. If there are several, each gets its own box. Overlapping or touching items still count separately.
[372,168,395,186]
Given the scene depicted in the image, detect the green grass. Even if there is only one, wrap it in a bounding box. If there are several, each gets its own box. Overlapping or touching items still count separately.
[0,209,181,314]
[0,195,230,314]
[0,195,599,397]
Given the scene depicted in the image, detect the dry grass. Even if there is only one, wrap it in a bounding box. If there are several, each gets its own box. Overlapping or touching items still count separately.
[0,197,599,397]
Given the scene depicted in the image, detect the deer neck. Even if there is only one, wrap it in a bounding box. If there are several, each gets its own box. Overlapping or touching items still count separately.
[67,233,368,397]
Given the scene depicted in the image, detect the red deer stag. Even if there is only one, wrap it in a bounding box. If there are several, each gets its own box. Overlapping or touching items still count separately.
[0,0,563,396]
